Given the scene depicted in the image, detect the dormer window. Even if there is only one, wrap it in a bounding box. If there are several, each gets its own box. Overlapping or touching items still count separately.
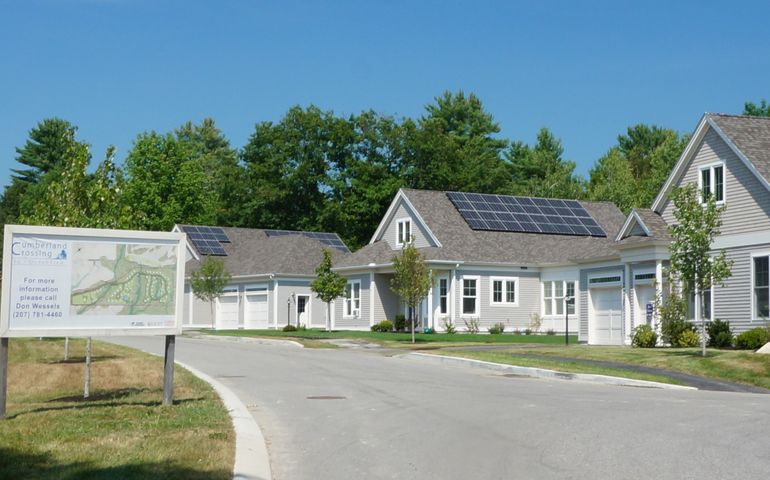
[396,218,411,246]
[699,163,724,204]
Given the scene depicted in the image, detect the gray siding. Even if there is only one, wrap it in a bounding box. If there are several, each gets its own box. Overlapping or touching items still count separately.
[334,273,371,329]
[275,280,324,328]
[454,270,541,331]
[661,128,770,235]
[382,202,434,250]
[713,244,770,333]
[373,273,400,323]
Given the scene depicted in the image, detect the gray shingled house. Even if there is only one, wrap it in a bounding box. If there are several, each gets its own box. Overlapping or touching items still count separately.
[331,114,770,345]
[174,225,349,330]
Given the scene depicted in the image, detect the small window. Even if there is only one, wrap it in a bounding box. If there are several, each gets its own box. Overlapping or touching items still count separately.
[754,256,769,319]
[566,281,575,315]
[396,219,412,246]
[462,278,478,315]
[345,280,361,317]
[589,275,621,285]
[700,164,725,204]
[491,277,518,306]
[439,278,448,315]
[544,281,553,315]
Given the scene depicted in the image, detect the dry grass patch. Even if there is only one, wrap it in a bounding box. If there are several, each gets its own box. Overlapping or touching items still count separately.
[0,338,234,480]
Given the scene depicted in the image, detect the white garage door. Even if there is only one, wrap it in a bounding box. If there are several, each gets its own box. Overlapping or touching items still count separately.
[217,295,240,330]
[591,288,623,345]
[245,294,268,329]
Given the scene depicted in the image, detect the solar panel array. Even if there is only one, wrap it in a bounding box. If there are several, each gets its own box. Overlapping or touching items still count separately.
[180,225,230,256]
[264,230,350,252]
[446,192,606,237]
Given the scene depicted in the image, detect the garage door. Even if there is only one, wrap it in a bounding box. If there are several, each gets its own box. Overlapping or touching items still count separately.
[591,288,623,345]
[216,295,240,330]
[245,294,268,329]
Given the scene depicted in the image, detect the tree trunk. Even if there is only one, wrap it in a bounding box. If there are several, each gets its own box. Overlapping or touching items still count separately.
[410,306,415,344]
[698,287,706,357]
[326,302,331,332]
[84,337,92,399]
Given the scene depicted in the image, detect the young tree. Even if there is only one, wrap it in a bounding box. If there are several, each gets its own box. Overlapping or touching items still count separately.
[190,256,232,326]
[667,184,733,356]
[390,240,432,343]
[310,249,347,332]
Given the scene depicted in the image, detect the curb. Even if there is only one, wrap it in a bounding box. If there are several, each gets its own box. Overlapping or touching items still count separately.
[407,352,697,391]
[196,334,304,349]
[177,360,273,480]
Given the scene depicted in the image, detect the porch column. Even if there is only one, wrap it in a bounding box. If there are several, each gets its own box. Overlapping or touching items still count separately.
[369,272,375,327]
[655,260,663,339]
[450,268,457,326]
[427,270,434,330]
[624,263,632,345]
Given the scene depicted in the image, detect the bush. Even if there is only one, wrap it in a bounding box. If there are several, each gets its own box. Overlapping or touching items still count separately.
[442,318,456,334]
[735,328,770,350]
[394,314,406,332]
[423,327,436,334]
[659,290,695,347]
[631,324,658,348]
[524,328,532,335]
[677,329,701,348]
[464,318,480,334]
[370,320,393,333]
[706,319,733,348]
[488,322,505,335]
[513,329,522,335]
[528,313,543,334]
[282,324,297,332]
[546,329,556,336]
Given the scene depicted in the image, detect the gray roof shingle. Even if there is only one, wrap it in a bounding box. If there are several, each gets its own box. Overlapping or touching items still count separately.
[616,208,672,246]
[337,189,628,267]
[709,113,770,184]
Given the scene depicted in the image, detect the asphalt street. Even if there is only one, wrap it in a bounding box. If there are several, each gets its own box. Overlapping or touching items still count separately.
[109,336,770,480]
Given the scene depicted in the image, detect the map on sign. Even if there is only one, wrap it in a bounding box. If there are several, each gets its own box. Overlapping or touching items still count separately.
[70,243,178,316]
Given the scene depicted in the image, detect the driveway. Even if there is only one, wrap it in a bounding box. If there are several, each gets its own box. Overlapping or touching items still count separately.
[110,336,770,480]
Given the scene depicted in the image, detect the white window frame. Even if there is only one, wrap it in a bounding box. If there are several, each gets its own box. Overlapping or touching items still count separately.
[461,275,480,317]
[396,218,412,247]
[751,250,770,321]
[438,277,449,316]
[698,161,725,205]
[542,280,576,316]
[490,276,519,307]
[344,280,361,318]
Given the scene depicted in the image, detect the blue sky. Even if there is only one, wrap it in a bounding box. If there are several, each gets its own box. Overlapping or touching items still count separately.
[1,0,768,186]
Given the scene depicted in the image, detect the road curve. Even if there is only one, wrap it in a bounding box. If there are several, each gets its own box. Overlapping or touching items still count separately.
[109,336,770,480]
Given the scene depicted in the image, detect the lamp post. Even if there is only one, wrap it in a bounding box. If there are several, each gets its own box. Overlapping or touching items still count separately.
[565,296,574,346]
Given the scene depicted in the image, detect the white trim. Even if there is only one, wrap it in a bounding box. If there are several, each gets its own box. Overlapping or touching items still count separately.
[697,161,726,205]
[587,272,624,288]
[343,279,361,318]
[369,272,375,327]
[460,275,480,317]
[369,189,443,247]
[489,276,519,307]
[295,293,311,327]
[395,217,412,247]
[750,250,770,322]
[614,210,651,242]
[541,280,575,318]
[272,279,278,329]
[436,276,450,317]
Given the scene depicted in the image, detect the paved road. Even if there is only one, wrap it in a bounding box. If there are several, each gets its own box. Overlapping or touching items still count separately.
[110,336,770,480]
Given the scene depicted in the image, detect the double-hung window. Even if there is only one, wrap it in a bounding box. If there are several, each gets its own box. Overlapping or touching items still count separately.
[438,278,448,315]
[345,280,361,317]
[396,219,412,246]
[462,277,478,315]
[700,163,725,204]
[754,256,769,319]
[491,277,518,306]
[543,281,576,316]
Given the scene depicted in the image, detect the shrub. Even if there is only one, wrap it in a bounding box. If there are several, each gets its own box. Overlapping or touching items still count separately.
[735,328,770,350]
[442,318,456,334]
[546,329,556,336]
[282,324,297,332]
[524,328,532,336]
[488,322,505,334]
[370,320,393,333]
[513,328,522,335]
[528,312,543,334]
[706,319,733,348]
[658,290,695,347]
[464,318,480,334]
[678,329,701,348]
[394,314,406,332]
[631,324,658,348]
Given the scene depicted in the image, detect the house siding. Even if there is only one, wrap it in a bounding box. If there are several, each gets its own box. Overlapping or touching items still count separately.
[334,273,371,329]
[454,269,540,331]
[661,128,770,235]
[713,243,770,333]
[373,273,400,323]
[382,202,434,250]
[275,280,325,328]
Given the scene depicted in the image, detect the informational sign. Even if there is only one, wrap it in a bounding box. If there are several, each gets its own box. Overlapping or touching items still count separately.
[0,225,186,337]
[646,302,654,324]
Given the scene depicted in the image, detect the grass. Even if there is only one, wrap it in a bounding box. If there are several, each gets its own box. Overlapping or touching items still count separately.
[207,328,577,348]
[0,338,234,480]
[440,345,770,390]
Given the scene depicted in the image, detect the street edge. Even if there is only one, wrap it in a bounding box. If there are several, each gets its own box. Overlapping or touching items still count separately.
[176,359,273,480]
[192,333,305,349]
[407,352,697,391]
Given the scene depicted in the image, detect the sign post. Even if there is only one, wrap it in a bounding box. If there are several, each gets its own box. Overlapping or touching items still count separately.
[0,225,186,418]
[163,335,175,406]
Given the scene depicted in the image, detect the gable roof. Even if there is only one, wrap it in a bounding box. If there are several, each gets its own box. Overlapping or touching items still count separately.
[369,189,442,247]
[337,189,627,268]
[652,113,770,212]
[179,225,349,278]
[615,208,671,246]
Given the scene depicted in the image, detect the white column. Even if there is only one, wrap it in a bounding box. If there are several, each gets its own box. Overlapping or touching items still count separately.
[450,268,457,326]
[655,260,663,337]
[427,270,434,330]
[272,279,278,329]
[624,263,632,345]
[369,272,375,327]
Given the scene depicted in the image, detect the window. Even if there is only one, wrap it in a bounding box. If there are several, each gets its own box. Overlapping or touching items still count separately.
[396,219,412,246]
[462,277,478,315]
[699,163,725,204]
[754,256,769,319]
[345,280,361,317]
[589,275,621,285]
[439,278,448,315]
[491,277,518,306]
[543,281,576,316]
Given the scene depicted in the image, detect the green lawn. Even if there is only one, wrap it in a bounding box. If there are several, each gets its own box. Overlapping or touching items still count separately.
[441,345,770,390]
[207,328,577,347]
[0,338,234,480]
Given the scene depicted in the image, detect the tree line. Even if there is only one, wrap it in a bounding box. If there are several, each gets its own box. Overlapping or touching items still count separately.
[2,91,765,253]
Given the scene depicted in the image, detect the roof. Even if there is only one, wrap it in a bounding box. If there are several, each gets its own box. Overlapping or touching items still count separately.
[337,189,628,268]
[180,226,349,277]
[708,114,770,183]
[616,208,672,246]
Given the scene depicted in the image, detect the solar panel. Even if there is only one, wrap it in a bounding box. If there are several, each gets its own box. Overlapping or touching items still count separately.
[179,225,230,256]
[263,229,350,252]
[446,192,606,237]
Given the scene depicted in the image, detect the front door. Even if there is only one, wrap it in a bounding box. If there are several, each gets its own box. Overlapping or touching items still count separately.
[296,295,310,327]
[433,276,449,330]
[634,285,656,328]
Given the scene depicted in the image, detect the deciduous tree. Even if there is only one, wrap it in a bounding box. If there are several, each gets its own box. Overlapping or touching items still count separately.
[190,256,232,326]
[310,249,347,332]
[390,240,432,343]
